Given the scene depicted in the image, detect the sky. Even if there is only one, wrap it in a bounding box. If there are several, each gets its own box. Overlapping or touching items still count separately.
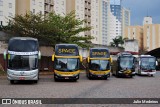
[121,0,160,25]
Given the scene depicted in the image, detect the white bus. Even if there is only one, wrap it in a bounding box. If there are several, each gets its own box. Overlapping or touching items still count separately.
[135,55,157,76]
[4,37,41,84]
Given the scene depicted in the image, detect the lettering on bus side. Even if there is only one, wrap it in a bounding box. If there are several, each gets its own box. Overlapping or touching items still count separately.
[58,49,76,54]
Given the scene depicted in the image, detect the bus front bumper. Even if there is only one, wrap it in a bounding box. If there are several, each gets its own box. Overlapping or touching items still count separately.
[89,70,110,78]
[7,69,39,80]
[118,70,135,76]
[54,73,79,80]
[140,70,156,75]
[54,70,80,80]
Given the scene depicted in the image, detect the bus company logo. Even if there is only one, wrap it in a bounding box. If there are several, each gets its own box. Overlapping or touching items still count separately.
[92,52,107,56]
[20,72,25,76]
[58,49,76,53]
[2,99,11,104]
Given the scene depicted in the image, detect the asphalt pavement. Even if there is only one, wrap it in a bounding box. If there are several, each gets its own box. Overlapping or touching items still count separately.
[0,71,160,107]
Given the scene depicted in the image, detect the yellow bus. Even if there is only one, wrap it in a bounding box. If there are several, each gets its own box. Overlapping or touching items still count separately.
[52,44,82,81]
[86,48,112,79]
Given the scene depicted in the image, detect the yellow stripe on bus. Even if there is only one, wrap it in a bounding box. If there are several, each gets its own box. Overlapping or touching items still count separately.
[89,70,110,75]
[54,70,81,76]
[55,55,80,58]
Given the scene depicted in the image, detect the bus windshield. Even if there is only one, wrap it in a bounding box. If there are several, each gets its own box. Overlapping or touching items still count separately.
[89,60,110,71]
[141,57,156,69]
[54,58,79,71]
[8,54,38,71]
[120,56,134,69]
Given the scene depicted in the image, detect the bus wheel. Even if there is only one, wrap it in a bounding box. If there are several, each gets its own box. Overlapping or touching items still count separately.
[151,74,153,77]
[104,77,108,80]
[34,80,38,83]
[88,73,92,80]
[72,79,77,82]
[10,80,14,84]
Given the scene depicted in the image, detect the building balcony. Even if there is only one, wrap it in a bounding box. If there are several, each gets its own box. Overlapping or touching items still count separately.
[45,0,48,4]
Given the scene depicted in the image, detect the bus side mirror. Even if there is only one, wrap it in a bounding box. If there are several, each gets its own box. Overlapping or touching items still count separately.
[110,57,113,63]
[80,55,83,62]
[87,57,90,63]
[38,51,41,60]
[139,61,141,66]
[3,50,6,60]
[156,61,158,66]
[52,55,55,61]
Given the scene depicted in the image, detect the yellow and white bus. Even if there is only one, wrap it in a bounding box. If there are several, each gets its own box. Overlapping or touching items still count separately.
[52,44,82,81]
[86,48,112,80]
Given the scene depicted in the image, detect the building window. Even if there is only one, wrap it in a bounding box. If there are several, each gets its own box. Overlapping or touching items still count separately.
[0,11,3,16]
[8,12,13,17]
[9,3,12,8]
[39,2,42,7]
[62,1,64,5]
[40,11,42,15]
[32,0,35,5]
[33,9,35,14]
[0,21,2,25]
[0,0,3,6]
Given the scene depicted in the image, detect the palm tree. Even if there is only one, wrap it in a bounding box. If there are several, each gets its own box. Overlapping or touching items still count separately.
[110,36,126,47]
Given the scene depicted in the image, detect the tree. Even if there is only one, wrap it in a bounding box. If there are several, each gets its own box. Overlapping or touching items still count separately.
[3,11,94,48]
[110,36,125,47]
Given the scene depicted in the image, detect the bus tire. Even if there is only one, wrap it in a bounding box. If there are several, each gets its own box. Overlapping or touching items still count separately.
[88,73,92,80]
[104,77,108,80]
[34,80,38,83]
[10,80,14,84]
[151,74,153,77]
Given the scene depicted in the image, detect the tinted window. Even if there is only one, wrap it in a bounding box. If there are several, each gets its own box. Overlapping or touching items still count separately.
[8,39,38,52]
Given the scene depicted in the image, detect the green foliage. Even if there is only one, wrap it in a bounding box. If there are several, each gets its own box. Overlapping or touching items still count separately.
[110,36,125,47]
[3,11,93,48]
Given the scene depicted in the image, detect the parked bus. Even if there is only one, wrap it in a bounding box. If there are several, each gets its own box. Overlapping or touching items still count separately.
[112,52,135,78]
[135,55,157,76]
[3,37,41,84]
[86,48,112,79]
[52,44,82,81]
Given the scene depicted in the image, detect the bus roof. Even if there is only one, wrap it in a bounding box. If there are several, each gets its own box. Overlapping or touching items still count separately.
[55,44,79,48]
[8,37,39,52]
[90,48,109,50]
[139,55,155,58]
[10,37,38,41]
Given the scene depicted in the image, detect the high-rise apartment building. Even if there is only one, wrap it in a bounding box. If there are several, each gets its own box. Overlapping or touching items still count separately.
[143,24,160,51]
[91,0,110,45]
[0,0,16,26]
[125,17,160,51]
[143,16,152,25]
[16,0,44,15]
[53,0,66,16]
[108,0,122,45]
[44,0,54,15]
[122,7,130,36]
[124,26,143,50]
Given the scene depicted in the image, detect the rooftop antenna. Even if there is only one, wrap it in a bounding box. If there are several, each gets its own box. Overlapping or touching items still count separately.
[147,8,149,17]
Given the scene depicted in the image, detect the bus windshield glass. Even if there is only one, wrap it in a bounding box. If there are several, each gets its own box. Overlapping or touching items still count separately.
[54,58,79,71]
[141,57,156,69]
[8,54,38,71]
[90,49,109,58]
[89,60,110,71]
[120,56,134,69]
[8,39,38,52]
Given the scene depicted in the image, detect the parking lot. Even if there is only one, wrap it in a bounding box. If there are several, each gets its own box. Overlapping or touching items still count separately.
[0,72,160,107]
